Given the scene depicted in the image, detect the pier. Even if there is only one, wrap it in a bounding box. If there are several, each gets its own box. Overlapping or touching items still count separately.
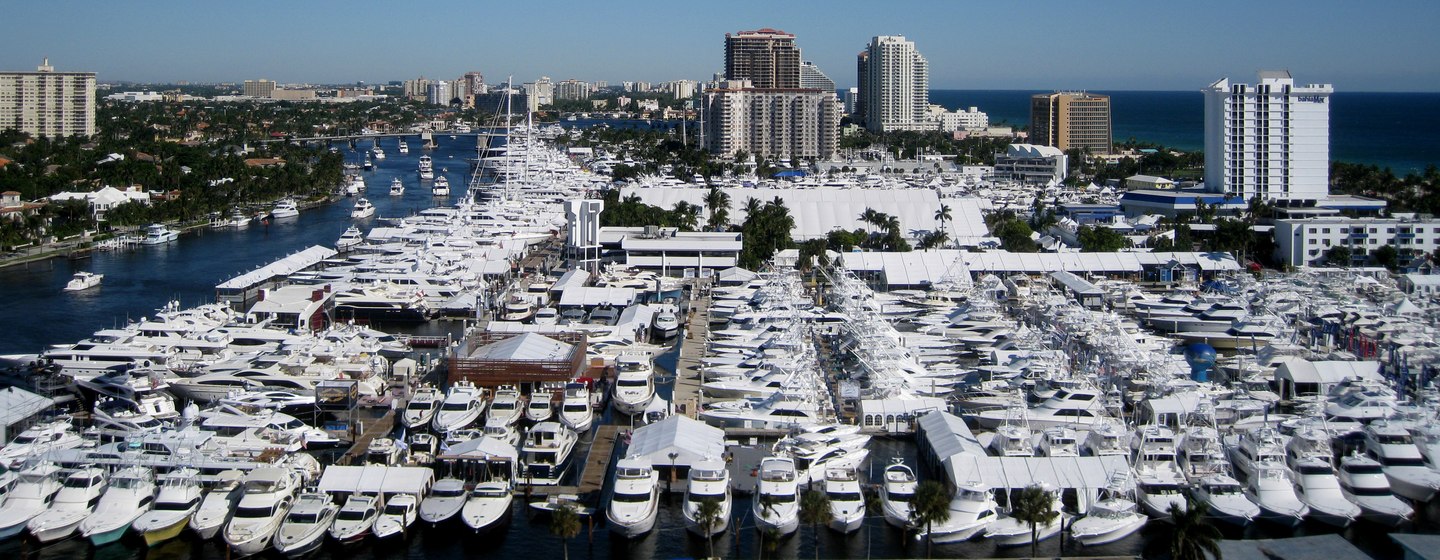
[577,425,623,495]
[668,293,711,417]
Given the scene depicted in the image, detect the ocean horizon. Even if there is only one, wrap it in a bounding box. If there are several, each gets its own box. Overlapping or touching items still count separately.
[925,89,1440,175]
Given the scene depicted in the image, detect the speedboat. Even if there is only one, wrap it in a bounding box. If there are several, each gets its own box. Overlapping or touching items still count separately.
[461,481,512,533]
[652,310,681,339]
[389,177,404,195]
[823,467,865,533]
[880,460,917,528]
[271,199,300,219]
[1337,454,1413,526]
[486,387,525,427]
[1192,474,1259,527]
[0,463,63,540]
[224,468,299,557]
[272,492,337,558]
[132,467,203,546]
[329,494,381,542]
[64,271,103,292]
[985,485,1066,548]
[336,226,365,251]
[612,353,656,416]
[419,478,467,526]
[752,457,800,536]
[372,493,418,539]
[1069,481,1147,547]
[919,482,998,544]
[520,422,579,486]
[681,459,731,536]
[403,385,443,429]
[140,223,179,245]
[559,383,594,433]
[190,469,244,540]
[606,456,660,538]
[433,381,484,433]
[80,466,156,546]
[28,466,108,543]
[526,391,554,423]
[351,197,375,219]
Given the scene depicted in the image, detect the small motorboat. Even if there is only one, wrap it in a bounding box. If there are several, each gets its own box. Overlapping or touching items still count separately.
[64,271,103,292]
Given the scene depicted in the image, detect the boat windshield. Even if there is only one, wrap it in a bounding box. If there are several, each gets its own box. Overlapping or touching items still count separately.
[441,402,471,411]
[383,503,410,515]
[827,491,862,502]
[432,487,465,498]
[286,512,319,524]
[760,492,796,503]
[613,491,651,503]
[235,505,275,518]
[336,508,372,521]
[617,378,649,388]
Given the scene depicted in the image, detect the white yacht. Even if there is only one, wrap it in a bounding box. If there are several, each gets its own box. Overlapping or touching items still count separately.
[132,467,203,546]
[607,456,660,538]
[1069,480,1147,547]
[1363,419,1440,503]
[190,469,244,540]
[1336,454,1413,526]
[336,226,365,251]
[389,177,405,195]
[224,468,299,556]
[461,481,513,533]
[0,463,63,540]
[652,309,681,339]
[612,353,656,416]
[432,176,450,196]
[972,388,1109,430]
[918,482,998,544]
[500,294,537,322]
[0,420,85,468]
[520,422,579,485]
[419,478,467,526]
[271,199,300,219]
[139,223,179,245]
[64,271,103,292]
[372,493,418,539]
[1286,428,1361,527]
[397,140,409,154]
[681,459,731,536]
[880,461,917,528]
[1132,425,1189,519]
[486,387,526,427]
[272,492,337,558]
[823,467,865,533]
[80,466,156,546]
[752,457,800,536]
[433,381,484,433]
[1191,474,1259,527]
[403,385,443,429]
[526,391,555,423]
[329,493,381,542]
[351,197,376,219]
[345,175,365,196]
[559,382,594,433]
[28,466,108,543]
[418,155,434,180]
[984,485,1066,548]
[372,146,386,160]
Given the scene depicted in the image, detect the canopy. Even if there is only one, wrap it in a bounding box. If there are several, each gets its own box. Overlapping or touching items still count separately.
[626,415,725,470]
[943,453,1131,491]
[1274,358,1382,385]
[438,436,518,461]
[317,465,434,497]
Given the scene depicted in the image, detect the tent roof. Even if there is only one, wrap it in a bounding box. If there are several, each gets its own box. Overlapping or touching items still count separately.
[438,436,518,461]
[468,333,575,361]
[553,269,591,291]
[317,465,435,495]
[626,415,725,469]
[558,286,637,307]
[1274,358,1382,385]
[0,387,55,427]
[943,453,1131,490]
[915,410,987,461]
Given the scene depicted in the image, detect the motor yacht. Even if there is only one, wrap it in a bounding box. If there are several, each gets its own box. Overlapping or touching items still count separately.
[520,422,578,486]
[28,466,108,543]
[534,307,559,325]
[1081,419,1132,456]
[823,467,865,534]
[1191,474,1259,527]
[752,457,800,536]
[220,390,316,414]
[345,175,366,196]
[984,485,1066,548]
[917,481,998,544]
[681,459,731,536]
[224,467,300,557]
[271,199,300,219]
[652,309,681,339]
[1285,428,1360,527]
[132,467,203,546]
[190,469,244,540]
[419,478,467,526]
[336,226,365,251]
[432,176,450,196]
[372,493,418,539]
[972,387,1110,430]
[0,463,63,540]
[417,155,434,180]
[559,383,594,433]
[0,420,85,468]
[389,177,404,195]
[372,147,385,160]
[1132,425,1189,519]
[1227,426,1289,482]
[397,140,409,154]
[1336,454,1413,526]
[63,271,103,292]
[140,223,179,245]
[433,381,484,433]
[1070,480,1147,547]
[272,492,337,558]
[80,466,156,546]
[329,493,381,542]
[486,387,526,427]
[1363,419,1440,503]
[461,481,513,533]
[351,197,376,219]
[880,460,918,528]
[612,354,656,416]
[365,437,406,465]
[607,456,660,538]
[500,294,537,322]
[403,385,443,429]
[525,391,555,423]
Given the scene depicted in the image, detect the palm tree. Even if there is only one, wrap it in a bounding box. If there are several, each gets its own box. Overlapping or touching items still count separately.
[744,197,763,222]
[694,498,724,559]
[550,503,582,560]
[1011,484,1060,558]
[799,490,831,560]
[912,480,951,559]
[704,186,731,231]
[934,203,952,231]
[859,207,879,235]
[1169,493,1221,560]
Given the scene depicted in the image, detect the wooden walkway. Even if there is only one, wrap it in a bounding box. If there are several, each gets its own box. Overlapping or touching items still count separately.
[577,424,623,495]
[670,295,711,417]
[339,409,395,464]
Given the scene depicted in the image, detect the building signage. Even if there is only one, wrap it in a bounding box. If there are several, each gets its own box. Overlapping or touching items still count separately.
[1296,95,1326,103]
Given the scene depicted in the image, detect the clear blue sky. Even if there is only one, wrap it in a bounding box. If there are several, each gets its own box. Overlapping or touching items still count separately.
[4,0,1438,91]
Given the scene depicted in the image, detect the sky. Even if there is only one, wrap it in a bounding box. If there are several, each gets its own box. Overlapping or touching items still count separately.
[3,0,1439,91]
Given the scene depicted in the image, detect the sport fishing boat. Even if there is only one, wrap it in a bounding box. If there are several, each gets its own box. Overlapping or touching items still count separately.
[0,463,64,540]
[79,466,156,546]
[132,468,203,546]
[28,466,108,543]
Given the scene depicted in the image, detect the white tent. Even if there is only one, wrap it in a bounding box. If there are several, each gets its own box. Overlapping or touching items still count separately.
[626,415,725,472]
[0,387,55,441]
[317,465,435,498]
[467,332,574,361]
[1274,358,1383,399]
[943,452,1131,494]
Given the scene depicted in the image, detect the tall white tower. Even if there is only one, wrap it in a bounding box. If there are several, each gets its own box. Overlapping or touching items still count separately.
[859,35,929,133]
[1203,71,1332,202]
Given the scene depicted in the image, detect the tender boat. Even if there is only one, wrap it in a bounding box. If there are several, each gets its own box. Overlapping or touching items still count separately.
[329,494,381,542]
[403,385,443,429]
[606,456,660,538]
[351,197,375,219]
[132,467,203,546]
[433,381,484,433]
[189,469,244,540]
[681,459,731,536]
[0,463,63,540]
[559,383,594,433]
[28,466,108,543]
[80,465,156,546]
[823,467,865,534]
[880,460,917,528]
[612,353,656,416]
[751,457,800,536]
[272,492,337,558]
[461,481,513,533]
[223,468,300,557]
[64,271,103,292]
[419,478,467,526]
[372,493,418,539]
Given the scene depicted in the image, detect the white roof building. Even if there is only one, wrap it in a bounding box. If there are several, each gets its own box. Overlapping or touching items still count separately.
[48,185,151,219]
[625,415,726,471]
[837,250,1241,288]
[0,387,56,440]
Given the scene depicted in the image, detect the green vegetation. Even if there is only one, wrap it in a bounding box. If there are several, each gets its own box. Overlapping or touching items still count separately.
[1331,162,1440,213]
[1325,245,1352,266]
[912,480,951,558]
[1167,494,1221,560]
[984,211,1039,252]
[559,127,734,181]
[549,503,582,560]
[838,129,1013,165]
[693,498,724,559]
[1078,225,1131,252]
[799,490,831,560]
[737,197,795,269]
[1010,485,1060,558]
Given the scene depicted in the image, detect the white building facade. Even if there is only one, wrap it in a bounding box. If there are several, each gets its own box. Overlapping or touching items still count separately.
[700,79,840,160]
[927,105,989,132]
[1204,71,1332,202]
[858,35,929,133]
[1274,217,1440,267]
[0,59,95,138]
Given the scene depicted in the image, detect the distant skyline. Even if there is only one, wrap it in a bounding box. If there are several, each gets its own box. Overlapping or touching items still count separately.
[3,0,1439,92]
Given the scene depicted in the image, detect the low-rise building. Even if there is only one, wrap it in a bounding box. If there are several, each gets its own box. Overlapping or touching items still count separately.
[1118,189,1246,219]
[1400,273,1440,297]
[993,144,1066,185]
[598,226,742,276]
[1125,174,1175,190]
[926,105,988,132]
[1274,216,1440,268]
[48,185,151,220]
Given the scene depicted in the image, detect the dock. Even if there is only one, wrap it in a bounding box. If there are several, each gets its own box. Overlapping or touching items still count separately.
[577,424,623,495]
[339,409,395,465]
[669,294,711,417]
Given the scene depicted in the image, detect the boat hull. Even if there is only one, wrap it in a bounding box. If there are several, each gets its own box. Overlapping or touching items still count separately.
[1071,515,1146,547]
[140,517,190,546]
[86,524,130,546]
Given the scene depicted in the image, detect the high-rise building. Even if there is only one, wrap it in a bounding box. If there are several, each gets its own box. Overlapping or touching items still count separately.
[1030,91,1112,155]
[1204,71,1332,202]
[667,80,696,100]
[800,62,835,94]
[242,79,276,98]
[403,77,432,100]
[857,36,929,132]
[844,87,859,115]
[701,80,840,160]
[427,81,453,105]
[460,72,486,98]
[0,59,96,138]
[555,79,593,101]
[522,77,554,111]
[724,28,801,89]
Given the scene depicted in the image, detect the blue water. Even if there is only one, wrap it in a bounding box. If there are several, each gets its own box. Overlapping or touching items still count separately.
[929,90,1440,175]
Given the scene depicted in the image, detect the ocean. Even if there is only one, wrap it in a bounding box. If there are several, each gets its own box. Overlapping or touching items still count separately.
[928,90,1440,175]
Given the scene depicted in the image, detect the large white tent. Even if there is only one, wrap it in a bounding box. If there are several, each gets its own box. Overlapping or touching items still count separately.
[625,415,725,472]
